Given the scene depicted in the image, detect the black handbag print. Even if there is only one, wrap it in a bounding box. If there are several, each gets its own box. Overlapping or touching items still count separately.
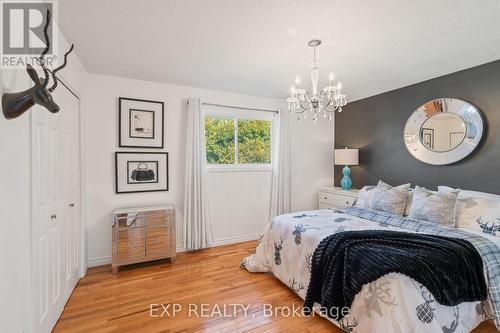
[131,162,155,182]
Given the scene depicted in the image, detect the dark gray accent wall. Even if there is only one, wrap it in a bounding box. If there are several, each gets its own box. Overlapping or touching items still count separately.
[335,60,500,194]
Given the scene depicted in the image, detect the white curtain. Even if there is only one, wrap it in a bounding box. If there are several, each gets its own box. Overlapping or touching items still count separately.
[183,98,213,250]
[270,109,292,220]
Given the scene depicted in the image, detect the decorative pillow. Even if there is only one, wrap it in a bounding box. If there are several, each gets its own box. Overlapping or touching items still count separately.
[409,186,460,227]
[369,181,411,216]
[438,186,500,236]
[353,185,376,208]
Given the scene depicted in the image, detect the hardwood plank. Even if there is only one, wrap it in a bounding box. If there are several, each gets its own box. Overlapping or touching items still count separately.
[53,241,497,333]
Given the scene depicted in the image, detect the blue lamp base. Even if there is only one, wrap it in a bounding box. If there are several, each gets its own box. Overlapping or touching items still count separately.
[340,165,352,190]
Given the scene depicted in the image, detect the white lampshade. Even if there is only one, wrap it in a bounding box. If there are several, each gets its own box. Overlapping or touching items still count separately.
[335,148,359,166]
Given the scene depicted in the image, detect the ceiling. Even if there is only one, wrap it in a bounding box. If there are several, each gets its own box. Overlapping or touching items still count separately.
[59,0,500,101]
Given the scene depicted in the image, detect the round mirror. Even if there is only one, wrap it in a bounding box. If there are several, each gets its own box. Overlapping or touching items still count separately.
[404,98,484,165]
[420,113,466,152]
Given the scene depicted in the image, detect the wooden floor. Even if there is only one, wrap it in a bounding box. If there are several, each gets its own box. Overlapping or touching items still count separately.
[54,241,497,333]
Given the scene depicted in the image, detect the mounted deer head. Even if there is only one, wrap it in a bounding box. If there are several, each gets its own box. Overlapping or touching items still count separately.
[2,9,74,119]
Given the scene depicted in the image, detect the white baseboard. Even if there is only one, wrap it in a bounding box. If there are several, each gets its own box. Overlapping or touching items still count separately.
[88,256,112,267]
[176,244,187,253]
[211,234,260,246]
[87,235,259,268]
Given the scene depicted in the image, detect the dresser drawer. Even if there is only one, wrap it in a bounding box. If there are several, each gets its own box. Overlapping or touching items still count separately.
[116,213,146,228]
[146,211,168,227]
[118,228,146,262]
[319,192,356,208]
[319,202,337,209]
[146,226,171,259]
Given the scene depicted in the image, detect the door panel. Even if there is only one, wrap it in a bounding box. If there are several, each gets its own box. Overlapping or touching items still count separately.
[37,235,48,324]
[32,85,81,333]
[33,109,62,333]
[51,225,61,303]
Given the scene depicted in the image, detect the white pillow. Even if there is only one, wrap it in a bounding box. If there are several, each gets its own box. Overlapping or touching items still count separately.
[405,187,442,216]
[439,186,500,236]
[353,185,377,208]
[369,181,411,216]
[409,186,460,228]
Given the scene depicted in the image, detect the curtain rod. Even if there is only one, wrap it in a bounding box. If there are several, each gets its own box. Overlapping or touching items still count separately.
[202,102,279,113]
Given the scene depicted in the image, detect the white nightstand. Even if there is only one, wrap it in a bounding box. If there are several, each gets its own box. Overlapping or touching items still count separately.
[319,187,359,209]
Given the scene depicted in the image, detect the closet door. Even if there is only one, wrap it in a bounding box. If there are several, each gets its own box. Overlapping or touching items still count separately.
[32,85,81,333]
[60,87,80,301]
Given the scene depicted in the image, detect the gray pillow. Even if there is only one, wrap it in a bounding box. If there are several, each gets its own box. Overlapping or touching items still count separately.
[409,186,460,227]
[369,181,411,216]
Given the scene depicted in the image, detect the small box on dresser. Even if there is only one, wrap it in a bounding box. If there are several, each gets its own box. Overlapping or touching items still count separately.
[112,205,176,273]
[319,187,359,209]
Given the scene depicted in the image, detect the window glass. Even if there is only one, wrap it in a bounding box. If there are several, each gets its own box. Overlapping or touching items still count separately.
[237,119,272,164]
[205,116,235,164]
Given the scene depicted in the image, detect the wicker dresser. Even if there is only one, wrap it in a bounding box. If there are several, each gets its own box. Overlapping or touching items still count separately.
[112,205,175,273]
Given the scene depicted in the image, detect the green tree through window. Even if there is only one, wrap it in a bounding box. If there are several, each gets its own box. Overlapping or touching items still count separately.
[238,119,271,164]
[205,116,272,165]
[204,117,235,164]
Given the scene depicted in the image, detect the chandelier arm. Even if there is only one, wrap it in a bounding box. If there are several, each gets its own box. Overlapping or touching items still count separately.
[291,100,308,113]
[322,91,341,114]
[298,92,311,110]
[324,105,339,113]
[319,90,331,109]
[304,90,312,101]
[323,97,339,113]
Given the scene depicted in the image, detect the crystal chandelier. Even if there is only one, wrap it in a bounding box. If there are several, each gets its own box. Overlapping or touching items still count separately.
[287,39,347,122]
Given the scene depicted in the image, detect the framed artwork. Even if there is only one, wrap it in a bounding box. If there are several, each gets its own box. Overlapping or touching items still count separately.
[119,97,164,148]
[115,152,168,193]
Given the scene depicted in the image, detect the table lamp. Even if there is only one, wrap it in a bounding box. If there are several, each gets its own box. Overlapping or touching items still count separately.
[335,147,359,190]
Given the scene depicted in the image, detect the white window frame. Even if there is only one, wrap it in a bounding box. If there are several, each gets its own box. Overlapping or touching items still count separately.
[203,105,277,172]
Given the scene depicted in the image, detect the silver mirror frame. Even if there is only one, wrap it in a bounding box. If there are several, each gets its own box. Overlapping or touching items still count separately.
[404,98,484,165]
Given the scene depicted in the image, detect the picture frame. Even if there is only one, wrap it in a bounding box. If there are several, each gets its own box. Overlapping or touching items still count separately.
[119,97,164,148]
[115,152,168,194]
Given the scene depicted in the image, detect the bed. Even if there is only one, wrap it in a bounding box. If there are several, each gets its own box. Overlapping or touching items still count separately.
[242,205,500,333]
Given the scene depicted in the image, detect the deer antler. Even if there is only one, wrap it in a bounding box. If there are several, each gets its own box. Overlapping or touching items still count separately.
[38,9,52,89]
[48,43,74,92]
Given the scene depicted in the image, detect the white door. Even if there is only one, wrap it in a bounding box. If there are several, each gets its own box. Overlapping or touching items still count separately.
[60,86,80,301]
[31,85,81,333]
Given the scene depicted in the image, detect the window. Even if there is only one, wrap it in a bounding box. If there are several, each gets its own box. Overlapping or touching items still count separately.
[238,119,272,164]
[204,108,274,170]
[205,117,235,164]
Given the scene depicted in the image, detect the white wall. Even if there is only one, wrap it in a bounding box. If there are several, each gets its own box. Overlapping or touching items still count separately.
[207,171,273,245]
[0,29,86,333]
[0,67,33,333]
[290,115,335,211]
[84,73,334,266]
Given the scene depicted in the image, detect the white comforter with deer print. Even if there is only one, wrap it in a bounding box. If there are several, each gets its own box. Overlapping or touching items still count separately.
[242,208,493,333]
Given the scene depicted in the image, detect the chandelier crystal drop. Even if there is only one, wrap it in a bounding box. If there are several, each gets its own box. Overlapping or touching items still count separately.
[286,40,347,122]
